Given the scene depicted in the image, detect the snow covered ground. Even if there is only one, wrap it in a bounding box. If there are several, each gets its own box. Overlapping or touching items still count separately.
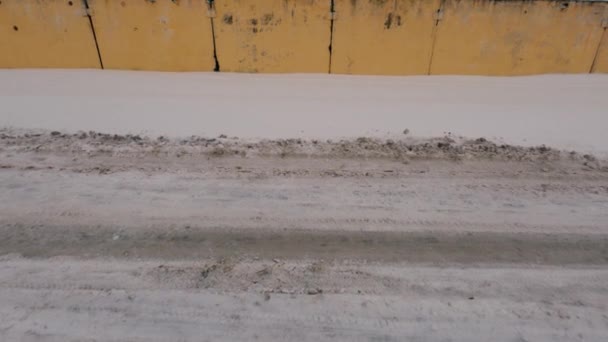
[1,70,607,155]
[1,70,608,341]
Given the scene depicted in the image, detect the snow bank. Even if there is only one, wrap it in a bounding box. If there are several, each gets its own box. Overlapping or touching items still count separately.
[1,69,607,155]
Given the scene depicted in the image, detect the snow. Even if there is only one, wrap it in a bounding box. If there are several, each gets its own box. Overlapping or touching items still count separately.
[1,69,607,155]
[2,69,608,342]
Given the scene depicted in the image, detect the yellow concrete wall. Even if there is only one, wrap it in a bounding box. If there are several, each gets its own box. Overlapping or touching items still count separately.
[1,0,606,75]
[430,0,607,75]
[87,0,216,71]
[331,0,441,75]
[212,0,331,73]
[0,0,100,68]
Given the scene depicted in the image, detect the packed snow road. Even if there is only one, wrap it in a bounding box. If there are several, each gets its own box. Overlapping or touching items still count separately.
[0,129,607,341]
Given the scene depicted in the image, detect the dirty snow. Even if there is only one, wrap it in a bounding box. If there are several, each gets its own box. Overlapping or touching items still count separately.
[1,70,607,156]
[2,70,608,341]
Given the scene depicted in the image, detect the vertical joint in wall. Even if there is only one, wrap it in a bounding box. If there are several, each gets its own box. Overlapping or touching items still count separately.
[427,0,446,75]
[82,0,104,69]
[589,16,608,73]
[328,0,336,74]
[207,0,220,72]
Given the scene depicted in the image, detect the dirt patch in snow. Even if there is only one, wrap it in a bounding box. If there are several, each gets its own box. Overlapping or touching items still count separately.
[1,128,604,167]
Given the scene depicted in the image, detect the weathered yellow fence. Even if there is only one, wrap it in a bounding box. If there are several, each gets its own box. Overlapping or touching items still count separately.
[87,0,216,71]
[1,0,607,74]
[213,0,331,73]
[0,0,100,68]
[430,0,606,75]
[331,0,441,75]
